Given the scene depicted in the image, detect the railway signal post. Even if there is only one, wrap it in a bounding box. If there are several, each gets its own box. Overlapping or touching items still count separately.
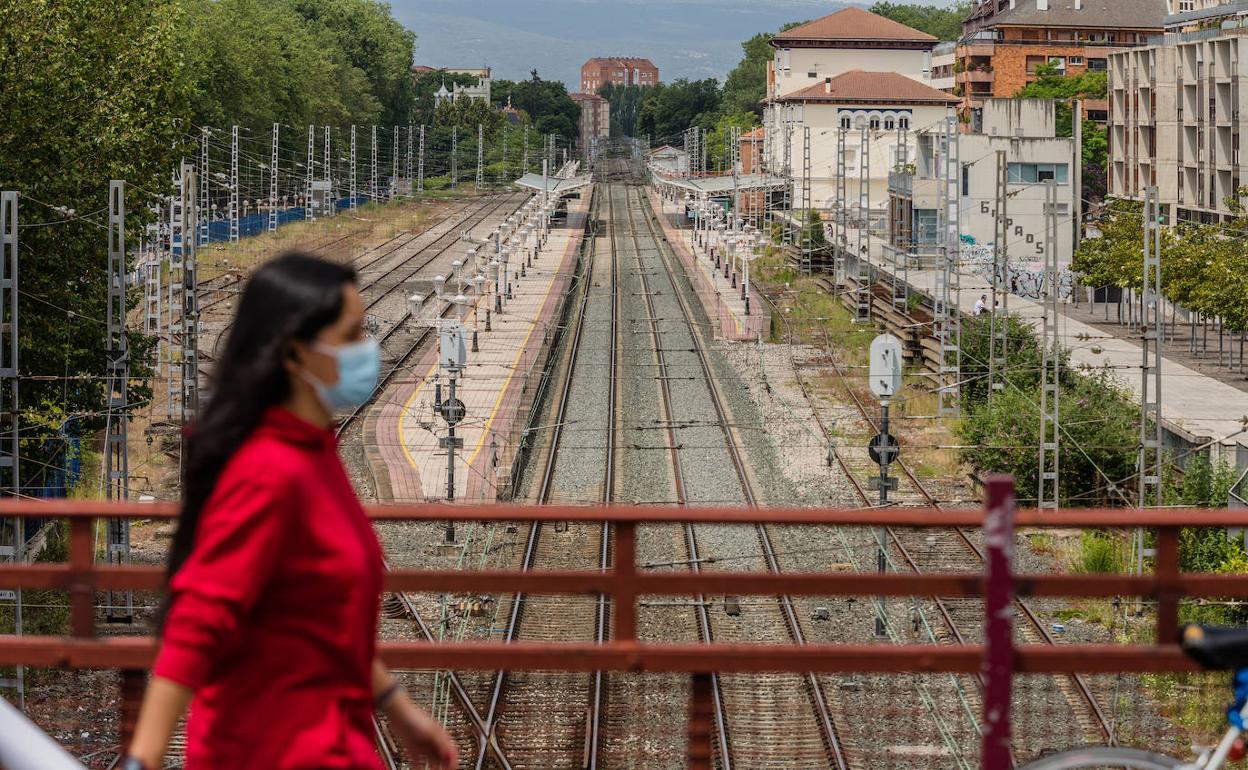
[868,333,902,638]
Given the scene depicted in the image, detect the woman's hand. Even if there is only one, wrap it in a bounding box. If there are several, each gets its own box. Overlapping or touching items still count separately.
[383,693,458,769]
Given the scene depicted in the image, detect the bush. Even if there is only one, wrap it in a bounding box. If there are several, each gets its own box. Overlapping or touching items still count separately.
[1075,530,1127,573]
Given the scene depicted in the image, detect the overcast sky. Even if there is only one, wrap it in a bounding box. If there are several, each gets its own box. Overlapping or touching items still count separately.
[392,0,870,89]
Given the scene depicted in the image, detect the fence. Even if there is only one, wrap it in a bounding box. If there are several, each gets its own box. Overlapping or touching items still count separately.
[1,477,1246,768]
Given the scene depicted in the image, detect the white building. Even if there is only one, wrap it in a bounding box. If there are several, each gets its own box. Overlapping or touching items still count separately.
[1108,24,1248,222]
[432,67,492,108]
[767,71,959,213]
[761,7,948,217]
[887,98,1078,267]
[766,6,938,100]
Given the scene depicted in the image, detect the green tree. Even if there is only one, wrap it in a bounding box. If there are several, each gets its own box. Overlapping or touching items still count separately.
[285,0,417,126]
[180,0,383,133]
[704,112,759,173]
[492,72,580,142]
[636,79,723,142]
[598,83,647,138]
[0,0,191,483]
[869,2,970,40]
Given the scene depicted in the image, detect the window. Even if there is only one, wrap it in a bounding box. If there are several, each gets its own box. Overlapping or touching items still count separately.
[884,116,895,130]
[777,48,791,72]
[869,117,881,130]
[1068,56,1084,66]
[855,115,866,129]
[898,116,910,130]
[1008,162,1069,184]
[962,163,970,196]
[1026,55,1047,74]
[1088,58,1108,72]
[808,71,818,78]
[840,115,852,129]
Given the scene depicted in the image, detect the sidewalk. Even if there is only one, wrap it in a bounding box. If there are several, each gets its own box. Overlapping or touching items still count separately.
[860,245,1248,458]
[647,188,769,342]
[369,191,589,502]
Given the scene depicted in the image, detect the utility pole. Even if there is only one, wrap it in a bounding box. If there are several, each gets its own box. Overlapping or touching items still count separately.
[433,317,468,528]
[350,125,358,211]
[269,123,279,232]
[181,168,200,423]
[199,128,210,245]
[406,124,413,193]
[801,126,812,275]
[105,180,133,622]
[1072,99,1083,253]
[476,123,484,192]
[854,127,871,323]
[936,113,962,416]
[1039,180,1061,509]
[988,150,1010,399]
[370,124,379,203]
[306,125,315,221]
[324,126,332,205]
[523,123,530,174]
[418,125,426,194]
[0,189,23,708]
[836,128,848,286]
[451,126,458,188]
[782,108,794,246]
[1137,185,1163,571]
[891,126,910,314]
[229,126,239,243]
[392,126,400,201]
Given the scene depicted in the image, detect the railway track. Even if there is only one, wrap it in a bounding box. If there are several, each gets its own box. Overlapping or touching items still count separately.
[466,184,613,770]
[767,293,1114,763]
[624,184,847,770]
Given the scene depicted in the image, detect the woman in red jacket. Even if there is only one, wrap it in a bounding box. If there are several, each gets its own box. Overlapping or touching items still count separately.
[122,254,457,770]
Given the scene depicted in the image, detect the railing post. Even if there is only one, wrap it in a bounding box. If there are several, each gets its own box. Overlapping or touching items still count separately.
[982,476,1016,770]
[119,669,145,749]
[68,519,94,639]
[1155,526,1180,644]
[686,672,713,770]
[614,521,636,642]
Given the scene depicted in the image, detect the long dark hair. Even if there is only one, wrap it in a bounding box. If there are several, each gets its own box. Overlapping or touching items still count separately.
[167,252,356,583]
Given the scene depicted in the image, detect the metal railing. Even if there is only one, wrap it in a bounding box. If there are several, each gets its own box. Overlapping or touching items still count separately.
[2,478,1247,768]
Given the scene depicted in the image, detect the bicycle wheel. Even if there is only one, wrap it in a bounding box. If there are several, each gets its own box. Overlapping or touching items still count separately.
[1017,747,1186,770]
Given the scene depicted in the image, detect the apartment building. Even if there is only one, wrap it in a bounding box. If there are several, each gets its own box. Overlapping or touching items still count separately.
[1108,24,1248,222]
[1165,0,1248,31]
[580,57,658,93]
[957,0,1165,121]
[570,92,611,143]
[888,98,1078,266]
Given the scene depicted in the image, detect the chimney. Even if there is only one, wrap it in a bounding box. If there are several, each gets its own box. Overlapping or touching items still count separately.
[1037,0,1048,9]
[825,76,832,94]
[1074,0,1082,8]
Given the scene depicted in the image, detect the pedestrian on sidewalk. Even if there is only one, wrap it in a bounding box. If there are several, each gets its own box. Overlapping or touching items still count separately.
[122,253,457,770]
[975,294,988,316]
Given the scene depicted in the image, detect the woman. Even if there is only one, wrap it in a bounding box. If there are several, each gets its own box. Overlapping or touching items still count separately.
[122,253,457,770]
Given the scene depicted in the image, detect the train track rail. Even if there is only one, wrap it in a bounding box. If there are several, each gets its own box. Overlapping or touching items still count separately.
[466,184,612,770]
[626,184,848,770]
[764,287,1113,762]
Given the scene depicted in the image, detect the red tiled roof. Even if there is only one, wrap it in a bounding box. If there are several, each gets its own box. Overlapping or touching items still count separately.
[773,6,937,43]
[583,57,657,69]
[741,127,764,139]
[569,92,607,102]
[777,71,958,104]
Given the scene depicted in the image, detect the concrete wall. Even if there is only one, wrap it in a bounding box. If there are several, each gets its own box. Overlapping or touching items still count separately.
[772,47,931,97]
[980,98,1059,137]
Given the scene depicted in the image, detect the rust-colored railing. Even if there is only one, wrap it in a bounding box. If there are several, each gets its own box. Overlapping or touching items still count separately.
[2,477,1247,768]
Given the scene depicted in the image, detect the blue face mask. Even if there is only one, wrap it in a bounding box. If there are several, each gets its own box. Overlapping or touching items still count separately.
[304,337,381,411]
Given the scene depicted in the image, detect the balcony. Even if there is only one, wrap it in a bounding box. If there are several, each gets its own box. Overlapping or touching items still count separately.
[956,41,995,58]
[957,69,995,85]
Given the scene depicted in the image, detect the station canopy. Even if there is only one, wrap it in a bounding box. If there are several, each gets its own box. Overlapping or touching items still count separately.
[513,172,592,197]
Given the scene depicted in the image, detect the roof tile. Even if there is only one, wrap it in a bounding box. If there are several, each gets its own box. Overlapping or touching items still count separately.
[774,7,938,43]
[777,70,958,104]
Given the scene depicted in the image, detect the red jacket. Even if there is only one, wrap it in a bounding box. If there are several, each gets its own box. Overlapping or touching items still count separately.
[155,407,385,770]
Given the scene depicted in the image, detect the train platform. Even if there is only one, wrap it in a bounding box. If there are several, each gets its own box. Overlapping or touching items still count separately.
[368,190,590,502]
[858,246,1248,460]
[647,188,769,342]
